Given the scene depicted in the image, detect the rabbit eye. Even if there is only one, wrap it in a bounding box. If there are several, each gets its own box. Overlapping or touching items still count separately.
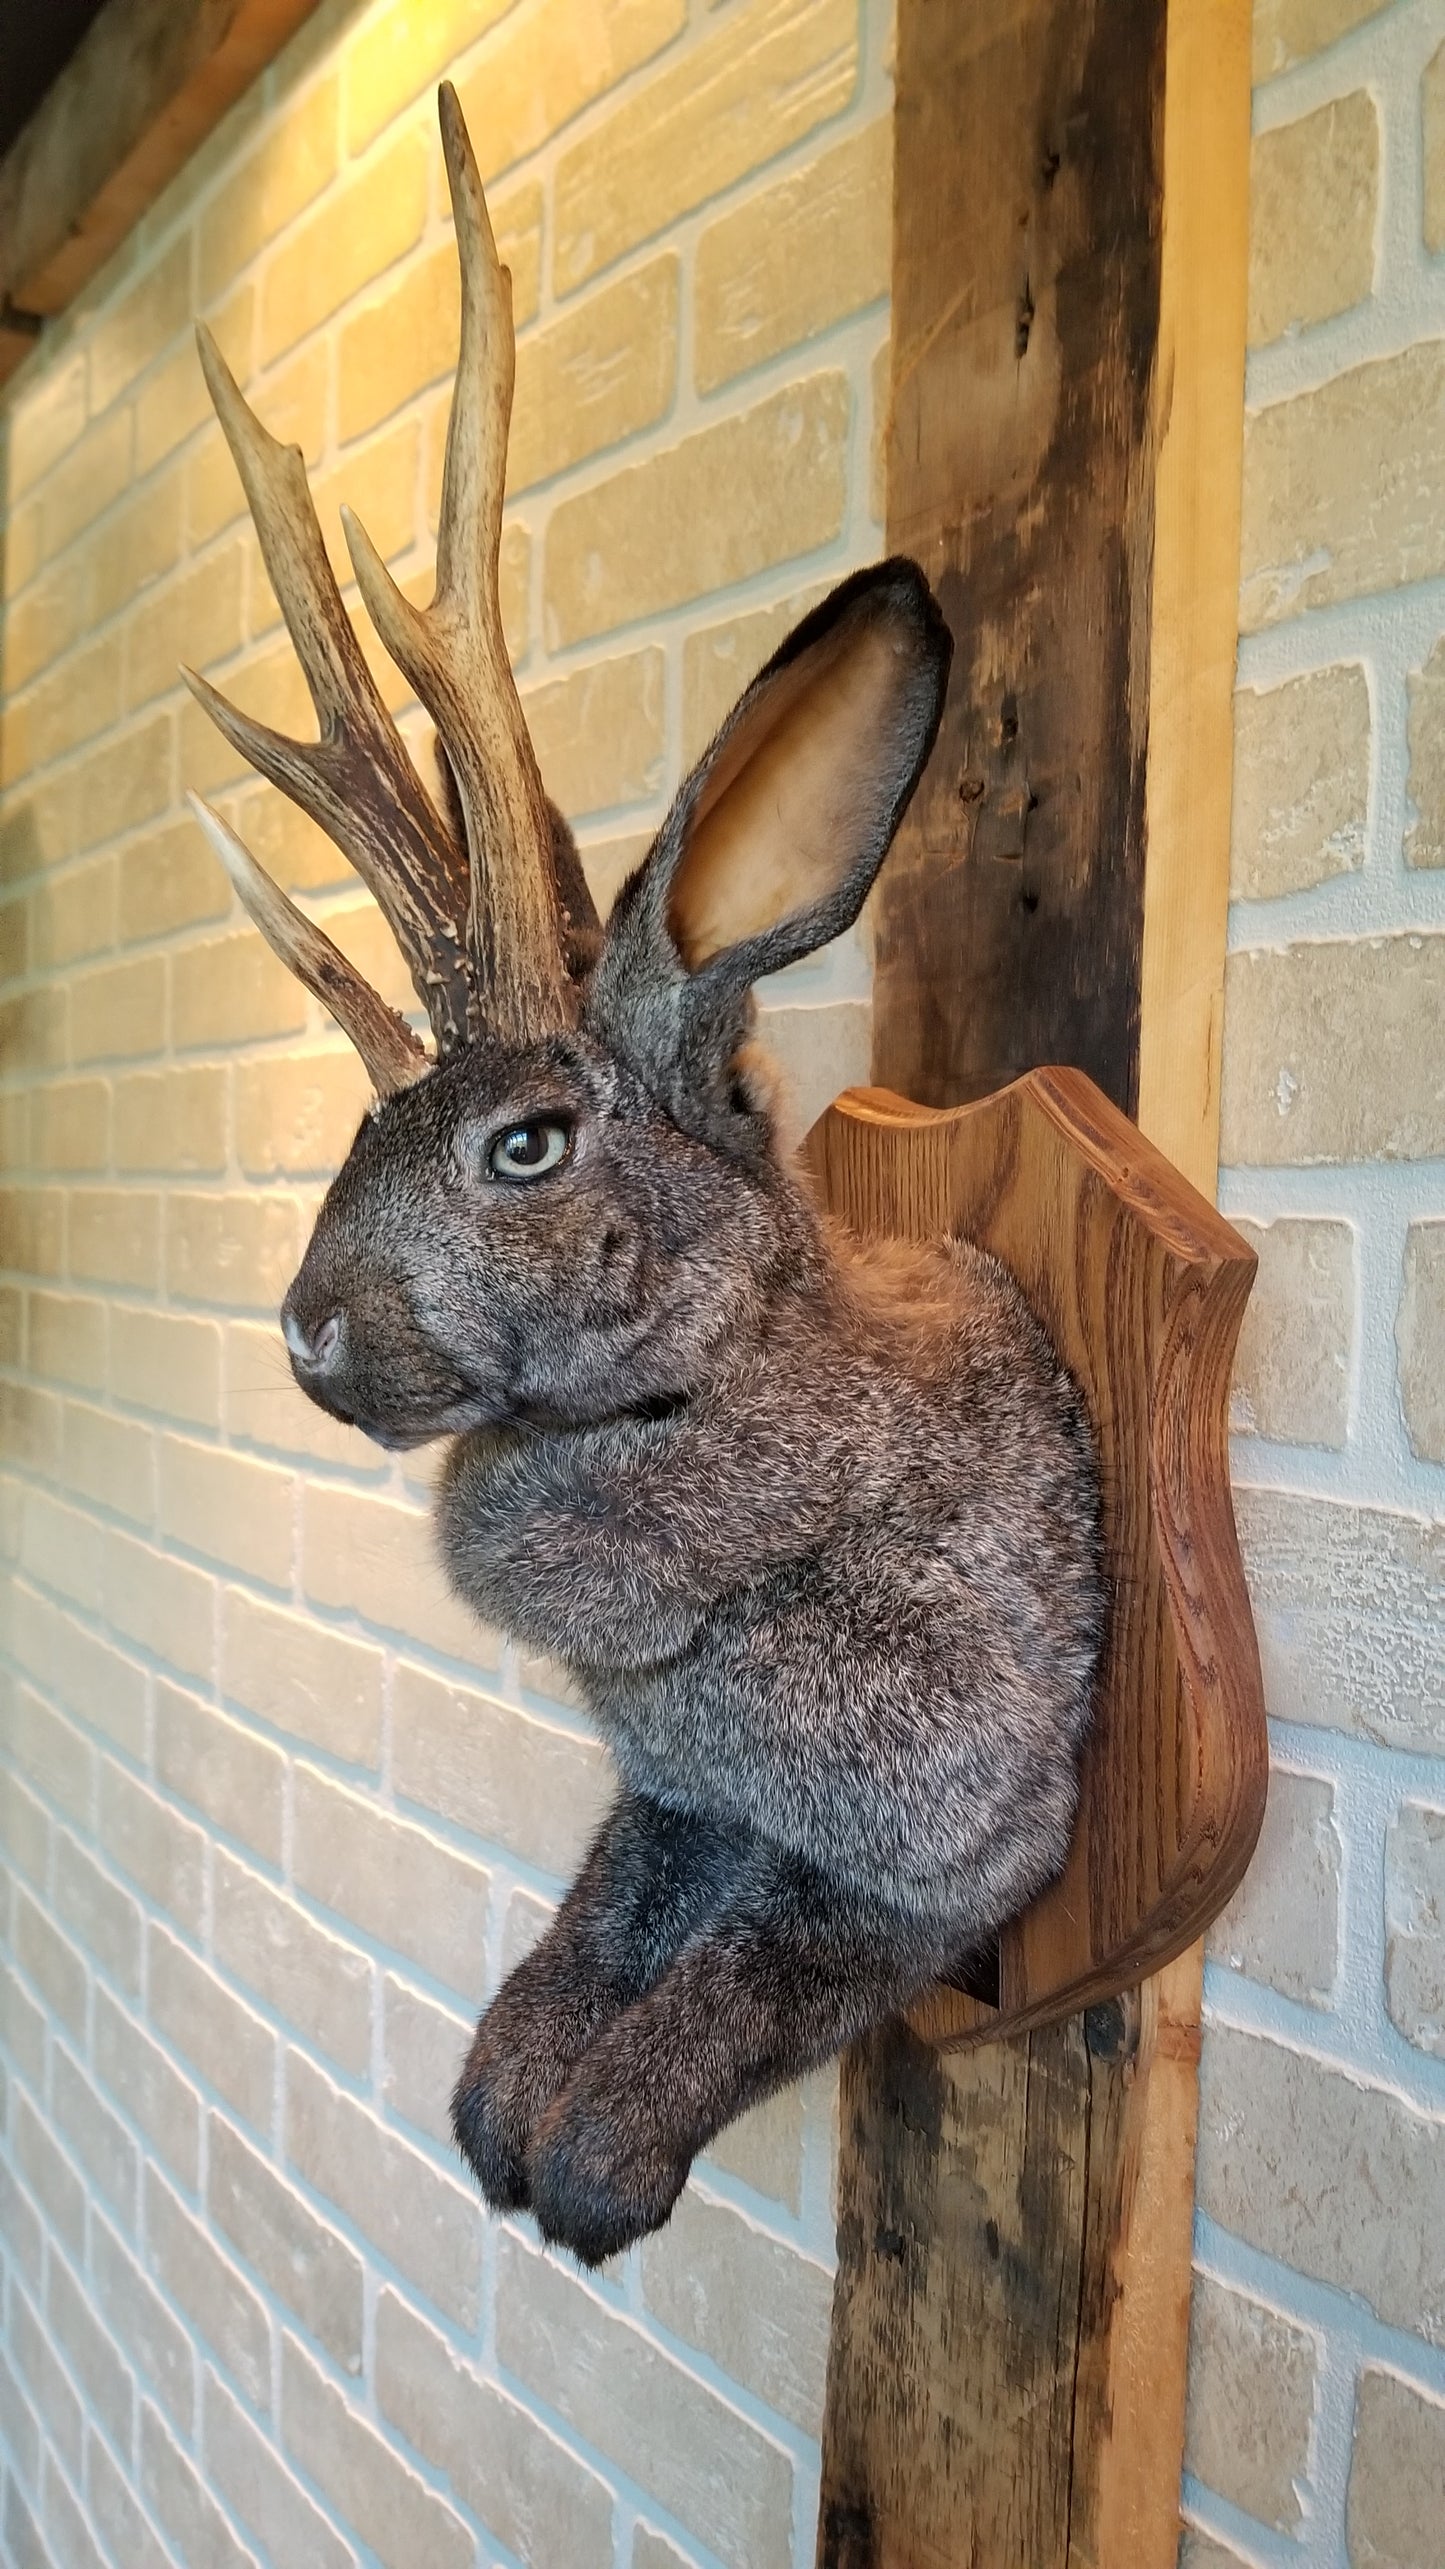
[487,1121,571,1181]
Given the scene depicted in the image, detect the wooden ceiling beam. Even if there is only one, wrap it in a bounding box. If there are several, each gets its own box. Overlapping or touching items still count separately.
[0,0,324,388]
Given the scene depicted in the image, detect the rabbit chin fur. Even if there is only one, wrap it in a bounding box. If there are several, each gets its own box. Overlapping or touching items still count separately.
[276,559,1106,2265]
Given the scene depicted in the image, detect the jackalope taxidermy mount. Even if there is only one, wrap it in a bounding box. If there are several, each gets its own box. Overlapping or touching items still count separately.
[186,85,1103,2265]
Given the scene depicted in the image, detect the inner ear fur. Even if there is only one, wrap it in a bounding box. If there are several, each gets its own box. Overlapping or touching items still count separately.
[667,562,952,971]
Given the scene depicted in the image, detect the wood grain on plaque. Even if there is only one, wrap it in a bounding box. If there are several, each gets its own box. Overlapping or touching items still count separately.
[806,1070,1266,2044]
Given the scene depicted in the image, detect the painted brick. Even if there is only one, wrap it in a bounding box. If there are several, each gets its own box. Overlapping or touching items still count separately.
[18,1488,106,1622]
[10,2286,83,2478]
[392,1661,609,1877]
[375,2286,615,2562]
[52,2046,140,2225]
[260,126,428,366]
[158,1435,293,1587]
[213,1846,373,2074]
[199,74,340,303]
[138,2400,252,2569]
[553,0,856,294]
[5,632,123,776]
[94,2225,194,2438]
[1397,1220,1445,1463]
[134,283,253,478]
[292,1762,491,1998]
[5,356,87,500]
[1,1579,124,1746]
[88,471,186,628]
[69,950,167,1064]
[94,1984,202,2192]
[696,119,890,391]
[27,1293,105,1394]
[641,2186,832,2432]
[14,2089,85,2257]
[0,1777,49,1898]
[0,1188,64,1279]
[14,1886,87,2037]
[346,0,511,152]
[335,186,541,445]
[498,2230,795,2569]
[234,1050,370,1177]
[62,1399,156,1524]
[3,2482,47,2569]
[149,1925,278,2132]
[511,257,679,493]
[47,2256,133,2455]
[0,2353,39,2497]
[15,1084,95,1188]
[208,2114,362,2375]
[104,1527,214,1681]
[89,241,192,418]
[453,0,686,186]
[0,2150,44,2290]
[205,2369,357,2569]
[1231,664,1369,899]
[1240,342,1445,630]
[633,2531,693,2569]
[1208,1770,1340,2005]
[34,415,133,567]
[1253,0,1388,78]
[1250,91,1377,345]
[144,2167,270,2410]
[166,1190,302,1311]
[70,1189,163,1292]
[1196,2024,1445,2346]
[40,2463,110,2569]
[223,1316,377,1473]
[1347,2369,1445,2569]
[280,2332,474,2569]
[546,373,850,646]
[524,649,666,820]
[114,1066,228,1176]
[127,542,248,714]
[155,1678,284,1864]
[88,2434,172,2569]
[73,718,175,861]
[1406,630,1445,871]
[302,1480,495,1663]
[30,870,116,976]
[1220,934,1445,1165]
[1234,1488,1445,1756]
[759,997,871,1143]
[118,815,232,941]
[172,927,310,1050]
[1385,1802,1445,2060]
[222,1586,382,1765]
[287,2051,482,2327]
[1,556,90,696]
[380,1975,469,2148]
[7,1686,92,1829]
[1424,39,1445,258]
[111,1305,222,1428]
[54,1832,142,1997]
[97,1761,207,1944]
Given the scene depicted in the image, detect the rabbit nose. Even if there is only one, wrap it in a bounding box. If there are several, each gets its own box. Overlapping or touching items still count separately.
[284,1308,343,1372]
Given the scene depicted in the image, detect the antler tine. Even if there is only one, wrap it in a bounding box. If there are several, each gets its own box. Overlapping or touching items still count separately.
[342,83,572,1047]
[190,324,476,1055]
[188,794,427,1097]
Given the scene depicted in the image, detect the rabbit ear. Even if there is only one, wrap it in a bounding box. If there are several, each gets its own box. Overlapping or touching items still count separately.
[588,558,951,1150]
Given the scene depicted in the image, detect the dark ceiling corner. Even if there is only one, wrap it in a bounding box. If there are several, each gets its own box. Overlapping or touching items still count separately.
[0,0,113,163]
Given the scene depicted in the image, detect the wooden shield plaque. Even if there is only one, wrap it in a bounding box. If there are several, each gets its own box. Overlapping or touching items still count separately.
[803,1069,1267,2047]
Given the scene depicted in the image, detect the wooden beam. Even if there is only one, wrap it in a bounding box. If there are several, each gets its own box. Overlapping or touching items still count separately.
[0,0,323,386]
[817,2,1251,2562]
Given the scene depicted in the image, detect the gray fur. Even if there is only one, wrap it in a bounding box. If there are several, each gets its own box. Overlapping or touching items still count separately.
[279,561,1104,2264]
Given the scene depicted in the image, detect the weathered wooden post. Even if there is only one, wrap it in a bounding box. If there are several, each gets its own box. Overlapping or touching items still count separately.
[816,3,1251,2558]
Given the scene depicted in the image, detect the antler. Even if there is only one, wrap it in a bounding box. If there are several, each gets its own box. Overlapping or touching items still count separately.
[184,82,577,1077]
[188,793,427,1095]
[343,83,573,1044]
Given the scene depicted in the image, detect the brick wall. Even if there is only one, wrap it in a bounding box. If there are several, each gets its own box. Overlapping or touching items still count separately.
[5,3,1445,2567]
[0,2,892,2562]
[1183,1,1445,2562]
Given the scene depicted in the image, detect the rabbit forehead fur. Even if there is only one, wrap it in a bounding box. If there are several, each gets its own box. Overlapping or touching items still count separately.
[282,1026,806,1447]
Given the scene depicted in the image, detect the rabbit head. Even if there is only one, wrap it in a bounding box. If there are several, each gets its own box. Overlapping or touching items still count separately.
[182,89,950,1451]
